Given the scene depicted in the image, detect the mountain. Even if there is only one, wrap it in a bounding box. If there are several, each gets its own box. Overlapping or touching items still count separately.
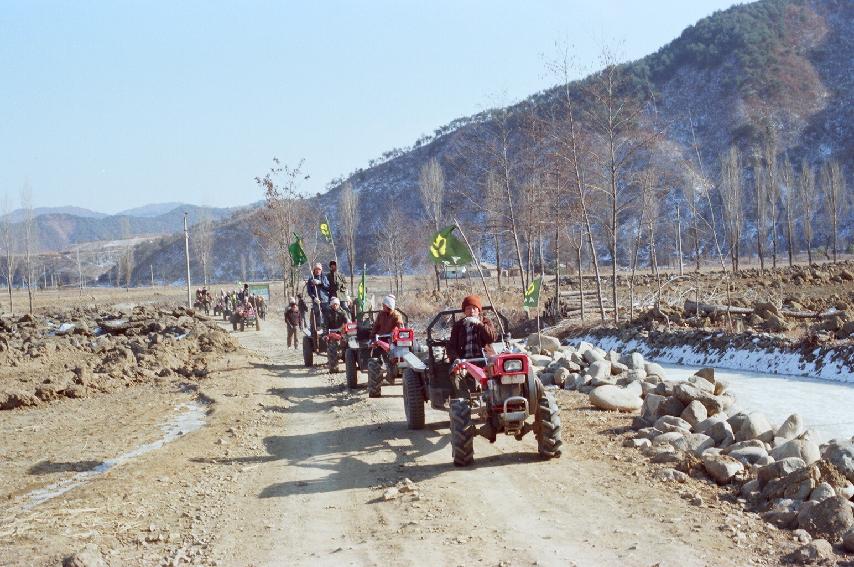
[117,0,854,285]
[1,206,107,223]
[116,203,191,218]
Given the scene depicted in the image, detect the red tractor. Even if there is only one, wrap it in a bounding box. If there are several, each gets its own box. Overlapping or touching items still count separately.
[365,326,421,397]
[402,307,562,467]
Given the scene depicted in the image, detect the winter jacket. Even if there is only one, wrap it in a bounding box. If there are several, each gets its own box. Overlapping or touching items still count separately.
[372,309,403,337]
[447,316,497,361]
[327,271,347,298]
[285,308,301,328]
[306,273,330,303]
[324,307,350,331]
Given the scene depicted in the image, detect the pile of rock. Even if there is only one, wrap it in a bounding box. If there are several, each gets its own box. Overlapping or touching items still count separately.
[0,305,239,410]
[525,333,854,557]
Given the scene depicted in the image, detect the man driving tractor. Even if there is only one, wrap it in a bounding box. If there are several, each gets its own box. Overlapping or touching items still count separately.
[447,295,497,398]
[365,295,404,397]
[324,297,351,372]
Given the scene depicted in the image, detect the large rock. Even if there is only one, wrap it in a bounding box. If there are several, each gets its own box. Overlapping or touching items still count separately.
[681,400,708,427]
[758,457,807,487]
[644,362,666,379]
[797,495,854,541]
[585,360,612,382]
[63,546,108,567]
[735,412,775,443]
[694,414,727,434]
[770,433,821,465]
[641,393,665,423]
[843,528,854,553]
[791,539,833,564]
[589,385,643,412]
[728,445,769,466]
[527,333,561,354]
[656,396,686,418]
[808,482,836,503]
[777,414,805,440]
[707,420,735,448]
[621,352,645,370]
[694,367,715,383]
[530,354,552,368]
[654,415,692,434]
[687,375,716,393]
[702,454,744,484]
[673,383,724,415]
[582,347,605,364]
[822,441,854,483]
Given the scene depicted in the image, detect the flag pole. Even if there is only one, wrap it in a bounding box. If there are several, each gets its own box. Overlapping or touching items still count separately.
[452,218,506,338]
[536,273,542,352]
[325,215,339,266]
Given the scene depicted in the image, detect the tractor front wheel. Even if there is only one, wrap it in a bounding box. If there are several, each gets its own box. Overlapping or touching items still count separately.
[302,337,314,367]
[450,398,474,467]
[345,349,358,389]
[367,359,383,398]
[536,392,563,459]
[403,369,425,430]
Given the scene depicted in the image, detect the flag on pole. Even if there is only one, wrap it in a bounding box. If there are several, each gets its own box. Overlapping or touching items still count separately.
[288,233,307,267]
[428,226,473,266]
[523,276,543,310]
[356,264,367,315]
[319,218,332,241]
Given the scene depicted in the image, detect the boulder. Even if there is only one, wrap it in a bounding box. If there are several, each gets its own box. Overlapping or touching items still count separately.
[694,367,715,383]
[582,347,605,364]
[702,454,744,484]
[681,400,708,427]
[656,396,686,418]
[735,412,775,443]
[527,333,561,354]
[843,528,854,553]
[63,546,108,567]
[797,495,854,541]
[644,362,666,379]
[585,360,612,382]
[627,368,647,382]
[687,375,716,393]
[654,415,692,434]
[694,414,727,434]
[654,468,688,483]
[530,354,552,368]
[610,361,629,375]
[635,427,663,441]
[641,393,665,423]
[770,433,821,465]
[758,457,807,487]
[621,352,645,370]
[673,383,724,415]
[808,482,836,503]
[551,367,570,388]
[653,431,691,453]
[687,433,715,455]
[822,441,854,483]
[790,539,833,564]
[713,379,729,396]
[625,381,643,397]
[707,420,735,448]
[588,385,643,412]
[728,445,769,466]
[777,414,805,440]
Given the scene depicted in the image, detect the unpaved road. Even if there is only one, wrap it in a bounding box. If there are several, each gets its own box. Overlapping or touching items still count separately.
[0,316,793,566]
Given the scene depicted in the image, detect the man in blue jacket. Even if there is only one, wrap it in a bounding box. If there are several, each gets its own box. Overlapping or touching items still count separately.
[306,263,330,326]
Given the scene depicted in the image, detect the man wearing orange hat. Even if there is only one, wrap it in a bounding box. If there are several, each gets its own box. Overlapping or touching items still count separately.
[448,295,497,362]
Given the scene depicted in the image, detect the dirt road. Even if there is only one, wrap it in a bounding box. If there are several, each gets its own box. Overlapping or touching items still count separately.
[0,316,792,566]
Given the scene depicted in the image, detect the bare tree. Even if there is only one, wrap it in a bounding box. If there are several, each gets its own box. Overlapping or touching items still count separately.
[339,181,359,294]
[751,149,768,272]
[779,155,796,267]
[418,158,445,290]
[719,145,744,272]
[0,195,17,314]
[798,159,818,264]
[820,159,846,263]
[119,217,133,291]
[762,132,780,269]
[20,185,36,313]
[375,205,409,296]
[194,210,214,286]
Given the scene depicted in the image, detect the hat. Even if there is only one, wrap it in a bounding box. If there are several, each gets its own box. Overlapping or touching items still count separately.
[288,296,296,305]
[329,260,337,266]
[313,263,322,271]
[330,297,340,306]
[382,294,396,310]
[461,295,482,311]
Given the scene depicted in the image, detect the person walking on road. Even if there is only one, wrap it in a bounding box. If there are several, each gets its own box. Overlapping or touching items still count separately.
[285,298,301,350]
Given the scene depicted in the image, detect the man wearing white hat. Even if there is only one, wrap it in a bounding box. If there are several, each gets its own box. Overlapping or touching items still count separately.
[367,295,404,398]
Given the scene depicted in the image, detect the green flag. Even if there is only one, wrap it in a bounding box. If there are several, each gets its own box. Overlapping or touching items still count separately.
[356,264,367,315]
[288,233,307,267]
[319,218,332,241]
[523,276,542,310]
[428,226,473,266]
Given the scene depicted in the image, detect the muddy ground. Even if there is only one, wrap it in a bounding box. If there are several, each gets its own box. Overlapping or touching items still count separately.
[0,309,810,566]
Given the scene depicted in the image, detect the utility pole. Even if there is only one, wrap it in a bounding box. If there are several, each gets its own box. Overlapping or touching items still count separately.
[150,264,154,287]
[184,212,192,307]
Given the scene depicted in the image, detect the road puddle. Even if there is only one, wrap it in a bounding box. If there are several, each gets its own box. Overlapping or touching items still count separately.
[21,402,206,510]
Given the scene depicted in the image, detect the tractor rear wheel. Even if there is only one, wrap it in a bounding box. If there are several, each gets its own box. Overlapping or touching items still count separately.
[302,337,314,367]
[536,392,562,459]
[403,369,425,430]
[367,359,383,398]
[450,398,474,467]
[345,349,358,389]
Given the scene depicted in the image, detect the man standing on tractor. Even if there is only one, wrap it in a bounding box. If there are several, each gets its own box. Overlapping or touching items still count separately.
[306,263,329,325]
[327,260,347,305]
[324,297,351,372]
[366,295,404,398]
[285,297,301,350]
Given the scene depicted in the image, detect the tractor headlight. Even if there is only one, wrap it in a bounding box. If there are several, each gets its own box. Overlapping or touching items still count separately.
[503,359,523,373]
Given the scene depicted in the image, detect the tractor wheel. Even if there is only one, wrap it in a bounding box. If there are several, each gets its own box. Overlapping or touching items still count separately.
[450,398,474,467]
[367,359,383,398]
[345,349,358,389]
[536,392,563,460]
[302,338,314,367]
[403,369,425,430]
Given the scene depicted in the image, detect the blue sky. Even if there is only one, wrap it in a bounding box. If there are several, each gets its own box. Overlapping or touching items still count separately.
[0,1,747,214]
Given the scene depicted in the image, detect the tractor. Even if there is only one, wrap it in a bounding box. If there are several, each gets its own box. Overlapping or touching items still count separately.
[231,299,261,332]
[401,307,562,467]
[302,302,351,372]
[342,309,413,390]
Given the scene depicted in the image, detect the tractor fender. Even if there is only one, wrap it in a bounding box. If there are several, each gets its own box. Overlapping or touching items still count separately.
[526,369,542,417]
[402,351,426,371]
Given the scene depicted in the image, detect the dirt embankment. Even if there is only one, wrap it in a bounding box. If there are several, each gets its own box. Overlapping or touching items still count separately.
[0,305,238,411]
